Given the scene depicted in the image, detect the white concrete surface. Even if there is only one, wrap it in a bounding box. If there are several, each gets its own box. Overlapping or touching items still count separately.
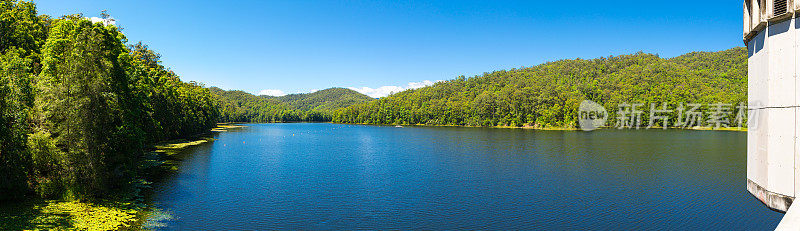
[744,2,800,230]
[776,202,800,230]
[745,0,800,213]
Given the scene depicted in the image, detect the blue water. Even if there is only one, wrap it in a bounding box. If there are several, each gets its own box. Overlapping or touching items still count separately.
[148,123,783,230]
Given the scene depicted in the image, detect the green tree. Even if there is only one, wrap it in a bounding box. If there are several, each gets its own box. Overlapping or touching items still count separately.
[36,16,136,198]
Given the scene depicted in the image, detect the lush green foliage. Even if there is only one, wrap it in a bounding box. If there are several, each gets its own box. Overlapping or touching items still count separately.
[213,87,373,123]
[0,0,46,201]
[212,87,302,122]
[334,48,748,128]
[0,1,218,201]
[0,44,35,200]
[128,42,219,142]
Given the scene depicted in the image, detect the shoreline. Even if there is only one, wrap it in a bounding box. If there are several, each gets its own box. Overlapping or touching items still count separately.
[329,122,748,132]
[0,123,246,230]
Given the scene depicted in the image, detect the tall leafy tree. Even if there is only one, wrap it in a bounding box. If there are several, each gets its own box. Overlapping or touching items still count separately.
[36,16,137,198]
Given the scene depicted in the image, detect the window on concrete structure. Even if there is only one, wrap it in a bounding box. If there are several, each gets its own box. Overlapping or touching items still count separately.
[761,0,768,20]
[775,0,788,16]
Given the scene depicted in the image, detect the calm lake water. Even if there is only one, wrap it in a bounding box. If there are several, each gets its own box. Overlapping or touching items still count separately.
[148,123,783,230]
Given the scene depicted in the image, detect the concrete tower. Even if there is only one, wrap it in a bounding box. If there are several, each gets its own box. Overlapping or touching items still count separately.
[745,0,800,212]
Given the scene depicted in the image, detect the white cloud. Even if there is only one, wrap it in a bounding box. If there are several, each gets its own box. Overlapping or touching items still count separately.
[407,80,438,89]
[349,80,441,98]
[88,17,116,26]
[258,89,286,97]
[348,86,404,98]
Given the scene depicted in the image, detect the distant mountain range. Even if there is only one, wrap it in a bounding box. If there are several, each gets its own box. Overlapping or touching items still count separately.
[266,88,376,111]
[210,87,374,122]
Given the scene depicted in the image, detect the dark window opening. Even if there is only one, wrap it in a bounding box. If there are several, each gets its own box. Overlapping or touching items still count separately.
[775,0,788,16]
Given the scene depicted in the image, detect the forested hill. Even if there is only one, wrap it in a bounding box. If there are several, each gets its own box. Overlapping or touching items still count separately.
[334,47,748,128]
[271,88,375,111]
[212,87,373,123]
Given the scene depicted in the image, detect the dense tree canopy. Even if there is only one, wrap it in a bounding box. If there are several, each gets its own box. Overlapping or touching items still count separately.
[0,1,217,200]
[0,0,46,200]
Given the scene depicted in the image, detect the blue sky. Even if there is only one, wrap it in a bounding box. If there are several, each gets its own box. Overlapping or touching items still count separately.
[32,0,743,97]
